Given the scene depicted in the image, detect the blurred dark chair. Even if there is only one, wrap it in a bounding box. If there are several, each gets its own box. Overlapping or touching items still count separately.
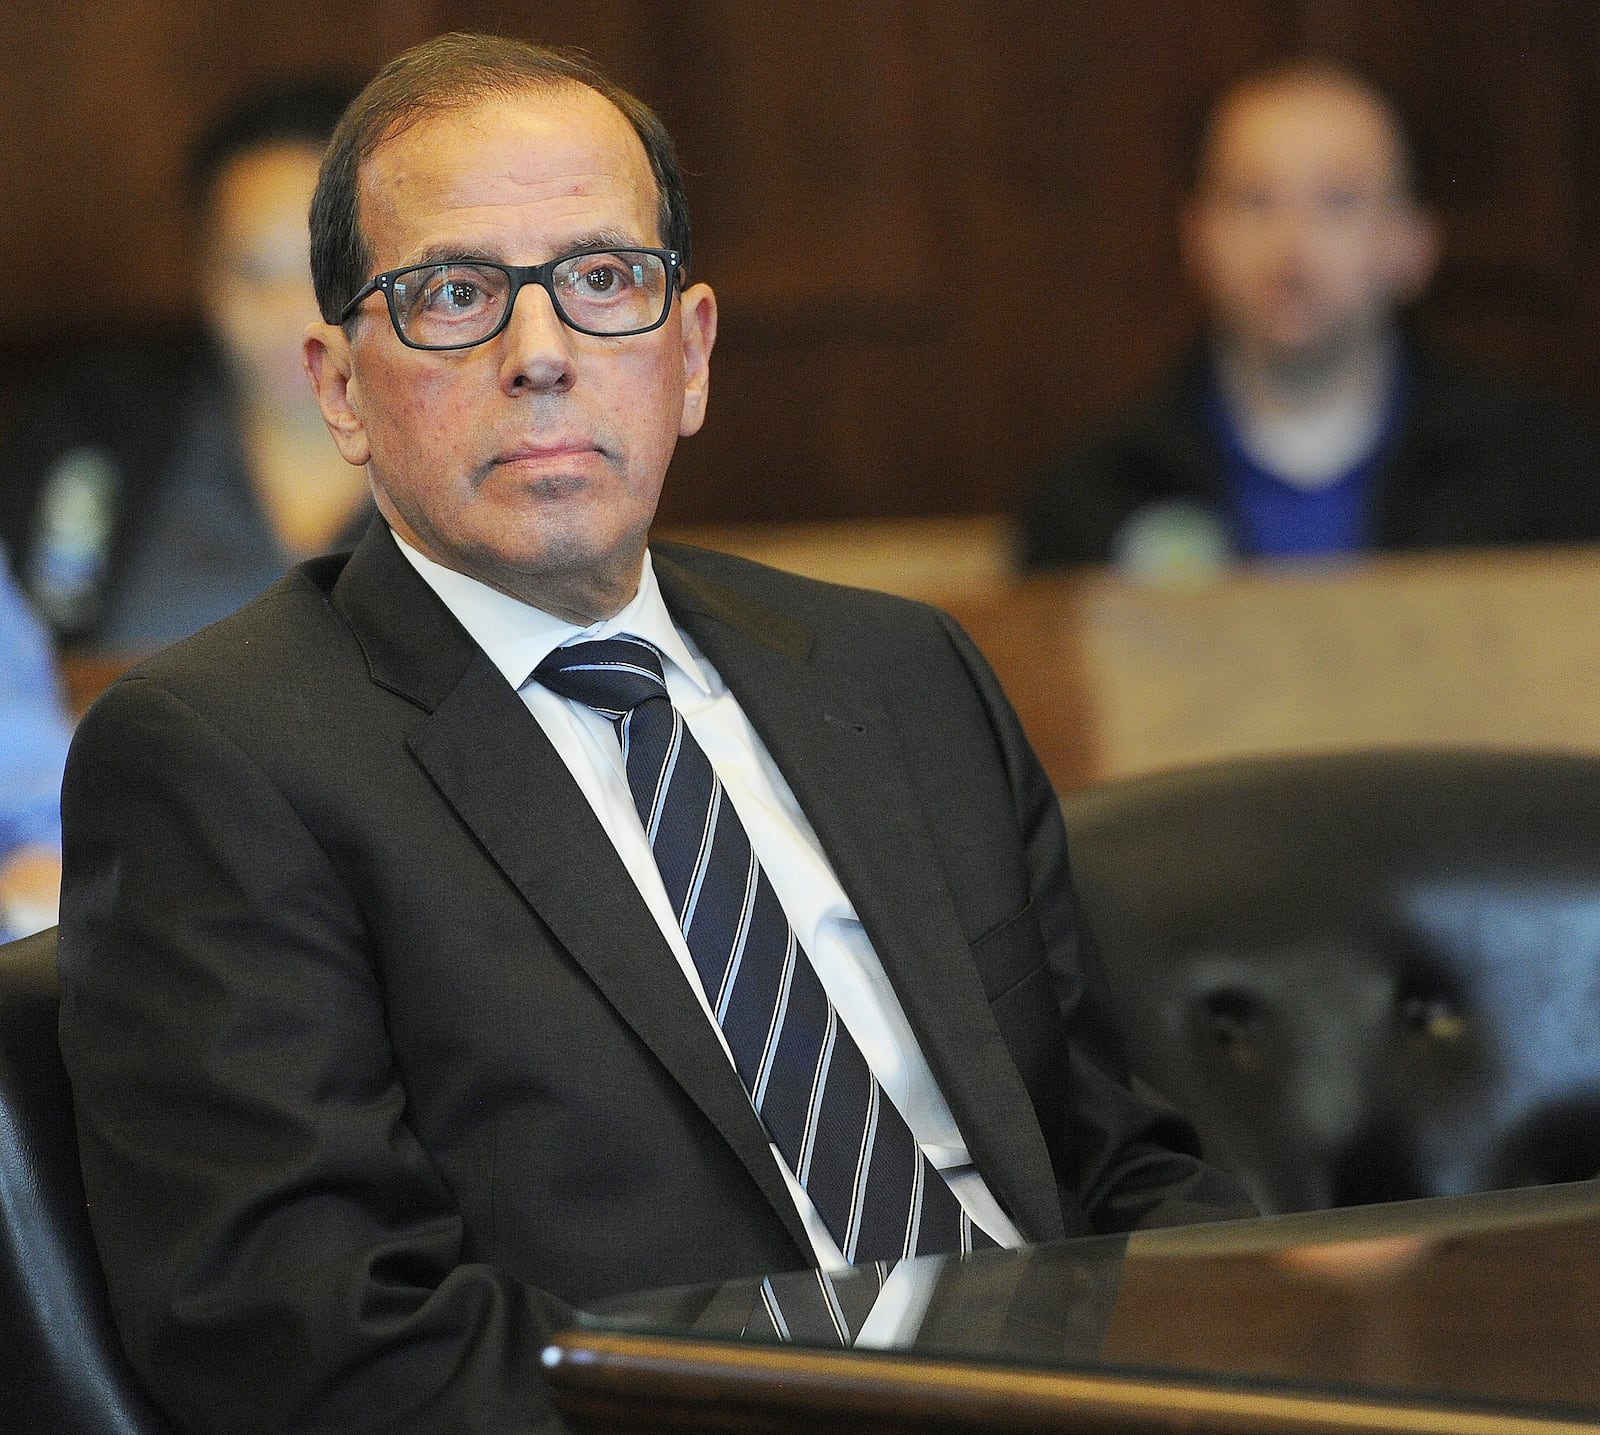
[0,927,175,1433]
[1061,750,1600,1215]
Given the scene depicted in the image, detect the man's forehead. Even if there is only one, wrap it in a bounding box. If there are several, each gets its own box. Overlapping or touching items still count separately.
[358,84,653,233]
[1206,79,1407,190]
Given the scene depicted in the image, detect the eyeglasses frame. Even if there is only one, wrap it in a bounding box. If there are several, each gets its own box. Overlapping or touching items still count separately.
[335,247,684,349]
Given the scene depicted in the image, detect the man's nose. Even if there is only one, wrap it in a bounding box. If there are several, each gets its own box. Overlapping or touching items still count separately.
[1255,203,1314,263]
[498,280,577,393]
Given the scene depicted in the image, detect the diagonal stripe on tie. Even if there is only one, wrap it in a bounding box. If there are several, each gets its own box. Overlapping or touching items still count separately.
[536,635,997,1264]
[747,1261,891,1345]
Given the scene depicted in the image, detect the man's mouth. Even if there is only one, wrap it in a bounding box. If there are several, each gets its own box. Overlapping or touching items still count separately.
[497,439,601,466]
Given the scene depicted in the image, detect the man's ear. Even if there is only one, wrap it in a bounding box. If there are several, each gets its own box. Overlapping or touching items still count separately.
[1388,204,1440,304]
[677,282,718,439]
[304,322,372,467]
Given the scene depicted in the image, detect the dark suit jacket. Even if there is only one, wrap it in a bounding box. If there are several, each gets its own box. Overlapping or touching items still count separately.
[58,523,1244,1435]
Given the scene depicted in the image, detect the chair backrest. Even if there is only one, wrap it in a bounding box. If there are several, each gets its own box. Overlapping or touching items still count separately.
[1060,750,1600,1215]
[0,927,176,1433]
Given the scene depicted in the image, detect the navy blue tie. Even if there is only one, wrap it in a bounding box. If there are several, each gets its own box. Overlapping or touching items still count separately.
[535,634,995,1263]
[747,1263,891,1345]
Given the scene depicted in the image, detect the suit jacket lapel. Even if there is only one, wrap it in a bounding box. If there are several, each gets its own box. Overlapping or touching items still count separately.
[329,526,813,1253]
[656,551,1068,1242]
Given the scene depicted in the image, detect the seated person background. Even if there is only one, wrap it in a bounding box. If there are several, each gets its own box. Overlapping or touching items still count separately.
[1017,59,1600,578]
[0,78,373,651]
[0,553,71,940]
[58,34,1251,1435]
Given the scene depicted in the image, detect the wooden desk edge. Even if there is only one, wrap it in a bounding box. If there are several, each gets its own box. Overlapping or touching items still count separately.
[542,1329,1599,1434]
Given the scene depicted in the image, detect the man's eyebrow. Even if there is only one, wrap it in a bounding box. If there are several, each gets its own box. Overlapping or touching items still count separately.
[396,230,653,271]
[560,228,650,254]
[401,242,502,269]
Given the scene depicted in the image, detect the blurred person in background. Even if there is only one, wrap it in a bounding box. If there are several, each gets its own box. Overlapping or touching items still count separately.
[0,553,71,941]
[1017,59,1600,580]
[0,77,372,651]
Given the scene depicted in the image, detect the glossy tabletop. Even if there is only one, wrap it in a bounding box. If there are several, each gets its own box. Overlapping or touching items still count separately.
[543,1179,1600,1433]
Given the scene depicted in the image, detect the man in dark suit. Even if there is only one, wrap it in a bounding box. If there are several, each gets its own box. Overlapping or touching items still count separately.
[57,34,1248,1435]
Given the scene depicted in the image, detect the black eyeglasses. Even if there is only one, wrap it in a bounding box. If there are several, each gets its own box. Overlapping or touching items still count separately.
[337,247,682,349]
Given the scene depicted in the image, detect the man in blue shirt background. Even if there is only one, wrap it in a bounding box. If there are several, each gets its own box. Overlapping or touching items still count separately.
[1018,59,1600,577]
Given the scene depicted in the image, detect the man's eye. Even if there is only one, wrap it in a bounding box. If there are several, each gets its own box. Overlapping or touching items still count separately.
[571,259,638,297]
[428,279,483,311]
[584,265,622,292]
[1317,188,1363,218]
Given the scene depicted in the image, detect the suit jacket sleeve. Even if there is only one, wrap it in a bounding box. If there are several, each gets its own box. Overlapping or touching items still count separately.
[58,675,573,1435]
[934,611,1252,1232]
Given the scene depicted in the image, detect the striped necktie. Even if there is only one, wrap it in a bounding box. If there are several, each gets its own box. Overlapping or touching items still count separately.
[746,1263,891,1345]
[535,634,996,1263]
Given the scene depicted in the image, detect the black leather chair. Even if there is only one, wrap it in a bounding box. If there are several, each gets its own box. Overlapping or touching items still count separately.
[1061,749,1600,1216]
[0,926,175,1433]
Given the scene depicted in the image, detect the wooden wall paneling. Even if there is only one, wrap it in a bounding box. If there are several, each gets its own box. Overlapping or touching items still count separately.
[8,3,1600,523]
[667,1,1304,523]
[417,1,678,102]
[1298,0,1600,410]
[639,1,956,524]
[907,2,1296,512]
[0,0,420,344]
[0,0,668,342]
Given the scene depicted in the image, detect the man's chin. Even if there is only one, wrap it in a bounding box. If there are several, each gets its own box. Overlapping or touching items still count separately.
[1249,322,1378,381]
[1253,315,1336,360]
[478,524,650,610]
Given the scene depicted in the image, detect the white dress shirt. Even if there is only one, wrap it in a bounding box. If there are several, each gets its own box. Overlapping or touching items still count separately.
[395,537,1022,1268]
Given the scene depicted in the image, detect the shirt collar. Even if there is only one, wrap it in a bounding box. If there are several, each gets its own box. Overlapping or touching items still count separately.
[391,532,710,695]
